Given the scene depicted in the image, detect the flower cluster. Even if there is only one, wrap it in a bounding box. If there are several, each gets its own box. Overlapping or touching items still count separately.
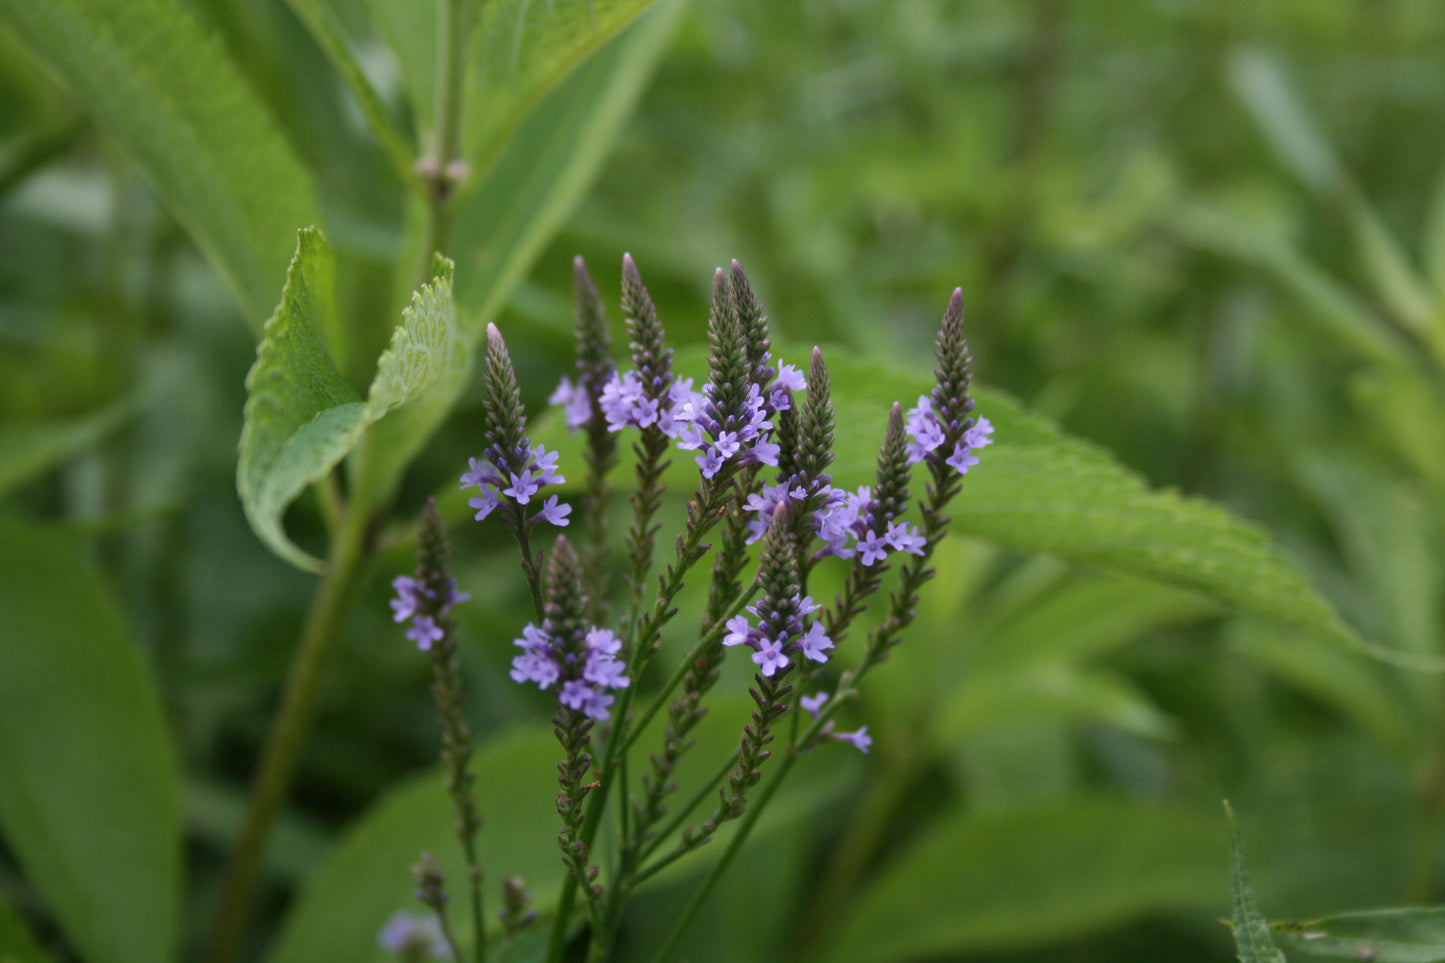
[740,481,927,564]
[391,574,469,651]
[905,395,994,473]
[721,592,833,678]
[578,357,804,481]
[459,441,571,528]
[510,623,630,721]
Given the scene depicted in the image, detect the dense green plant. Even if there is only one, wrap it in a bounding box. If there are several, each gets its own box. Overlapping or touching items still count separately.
[3,1,1445,962]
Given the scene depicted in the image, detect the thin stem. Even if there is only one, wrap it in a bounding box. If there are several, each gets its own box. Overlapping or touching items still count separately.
[647,750,800,963]
[202,507,371,963]
[636,752,738,865]
[622,583,761,755]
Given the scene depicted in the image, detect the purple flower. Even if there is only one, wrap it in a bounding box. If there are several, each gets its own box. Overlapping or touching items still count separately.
[533,495,572,527]
[801,691,828,718]
[586,627,622,656]
[834,726,872,753]
[469,489,499,521]
[753,638,790,677]
[378,910,450,959]
[905,395,946,463]
[510,650,559,688]
[407,615,444,651]
[945,444,980,474]
[857,529,891,566]
[390,575,422,622]
[696,447,725,479]
[583,652,629,689]
[581,687,616,721]
[884,521,926,556]
[963,416,994,450]
[722,614,754,647]
[549,376,593,430]
[798,622,834,662]
[559,679,594,712]
[459,455,501,490]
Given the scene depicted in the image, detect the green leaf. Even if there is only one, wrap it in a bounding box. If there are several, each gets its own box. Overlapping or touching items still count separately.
[463,0,663,173]
[0,393,141,497]
[264,726,564,963]
[238,229,460,571]
[1171,203,1413,370]
[816,799,1226,963]
[357,0,436,137]
[1228,48,1343,193]
[0,898,53,963]
[1271,907,1445,962]
[449,0,687,336]
[1226,801,1288,963]
[803,346,1373,666]
[0,0,320,327]
[935,665,1178,743]
[0,516,182,963]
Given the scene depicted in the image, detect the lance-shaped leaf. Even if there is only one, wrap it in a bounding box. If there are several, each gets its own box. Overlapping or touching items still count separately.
[1271,907,1445,962]
[0,0,319,327]
[448,0,686,335]
[1226,801,1287,963]
[238,229,459,571]
[0,516,182,963]
[463,0,663,174]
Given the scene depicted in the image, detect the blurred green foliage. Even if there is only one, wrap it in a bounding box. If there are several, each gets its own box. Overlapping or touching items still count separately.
[3,0,1445,961]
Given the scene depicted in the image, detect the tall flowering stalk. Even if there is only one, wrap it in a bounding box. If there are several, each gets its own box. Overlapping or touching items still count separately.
[393,256,990,963]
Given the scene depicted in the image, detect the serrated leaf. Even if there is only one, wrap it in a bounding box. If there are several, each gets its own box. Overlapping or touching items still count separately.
[807,346,1370,664]
[1227,801,1288,963]
[817,799,1226,963]
[463,0,662,174]
[1271,907,1445,962]
[0,393,141,497]
[449,0,686,336]
[0,516,182,963]
[0,0,319,327]
[238,229,459,570]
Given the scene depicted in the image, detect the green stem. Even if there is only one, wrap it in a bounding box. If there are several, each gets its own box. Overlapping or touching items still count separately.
[621,583,761,755]
[202,508,371,963]
[647,751,800,963]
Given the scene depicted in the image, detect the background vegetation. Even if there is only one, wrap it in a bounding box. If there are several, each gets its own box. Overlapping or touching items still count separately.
[3,0,1444,961]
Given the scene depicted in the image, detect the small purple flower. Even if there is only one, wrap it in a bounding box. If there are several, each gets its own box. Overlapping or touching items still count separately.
[581,687,616,721]
[834,726,872,753]
[801,691,828,718]
[504,469,542,504]
[857,529,891,566]
[583,652,629,689]
[586,627,622,656]
[753,638,790,677]
[963,416,994,450]
[510,650,559,688]
[469,489,499,521]
[696,447,725,479]
[378,909,451,959]
[904,395,946,463]
[549,376,593,430]
[407,615,444,651]
[722,614,754,647]
[533,495,572,527]
[884,521,926,556]
[459,456,501,490]
[945,444,980,474]
[798,622,834,662]
[558,679,594,712]
[390,575,422,622]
